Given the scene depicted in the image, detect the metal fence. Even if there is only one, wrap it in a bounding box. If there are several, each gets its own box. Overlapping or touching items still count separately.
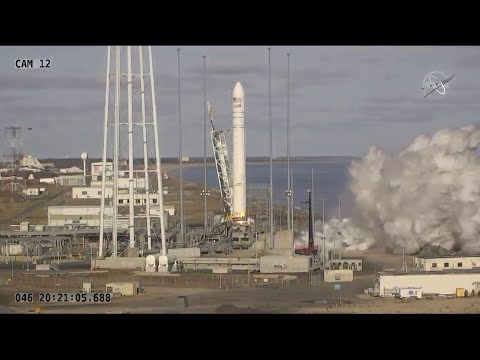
[0,271,316,292]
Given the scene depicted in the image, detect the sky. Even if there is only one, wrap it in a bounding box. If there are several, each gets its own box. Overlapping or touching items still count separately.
[1,46,480,159]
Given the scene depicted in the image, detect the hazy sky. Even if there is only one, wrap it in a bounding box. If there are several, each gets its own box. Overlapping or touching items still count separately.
[1,46,479,159]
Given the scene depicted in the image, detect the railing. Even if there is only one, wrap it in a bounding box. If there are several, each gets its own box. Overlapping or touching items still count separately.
[0,254,88,263]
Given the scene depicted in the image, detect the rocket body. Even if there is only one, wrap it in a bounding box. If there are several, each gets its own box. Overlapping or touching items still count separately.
[232,82,246,220]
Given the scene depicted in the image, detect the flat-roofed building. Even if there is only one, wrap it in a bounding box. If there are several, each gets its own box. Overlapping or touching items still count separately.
[414,255,480,271]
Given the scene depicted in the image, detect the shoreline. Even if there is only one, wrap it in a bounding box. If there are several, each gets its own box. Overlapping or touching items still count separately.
[162,157,357,175]
[161,162,211,176]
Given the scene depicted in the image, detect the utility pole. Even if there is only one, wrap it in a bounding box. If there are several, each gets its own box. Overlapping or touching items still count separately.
[322,198,326,268]
[203,55,208,232]
[311,168,315,233]
[291,170,294,239]
[338,196,341,260]
[178,48,184,245]
[268,46,274,253]
[112,45,120,257]
[98,46,111,258]
[127,46,135,249]
[286,51,291,232]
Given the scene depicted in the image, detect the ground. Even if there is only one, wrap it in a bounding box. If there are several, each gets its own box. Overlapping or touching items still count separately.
[4,277,480,314]
[1,251,479,314]
[0,184,66,225]
[2,165,477,314]
[161,163,224,225]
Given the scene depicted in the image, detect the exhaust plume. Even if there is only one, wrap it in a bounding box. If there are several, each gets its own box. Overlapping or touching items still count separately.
[327,125,480,254]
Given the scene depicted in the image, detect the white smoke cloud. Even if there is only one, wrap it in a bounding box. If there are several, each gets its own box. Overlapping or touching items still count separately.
[295,219,374,253]
[326,125,480,254]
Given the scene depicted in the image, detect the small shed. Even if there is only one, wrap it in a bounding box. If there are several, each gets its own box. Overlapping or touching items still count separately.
[260,255,314,273]
[106,281,141,296]
[324,269,354,282]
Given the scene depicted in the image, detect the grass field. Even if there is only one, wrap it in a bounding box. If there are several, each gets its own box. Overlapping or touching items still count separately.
[0,185,67,225]
[0,162,308,230]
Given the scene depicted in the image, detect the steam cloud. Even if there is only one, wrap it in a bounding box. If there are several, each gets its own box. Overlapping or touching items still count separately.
[295,219,373,253]
[314,125,480,254]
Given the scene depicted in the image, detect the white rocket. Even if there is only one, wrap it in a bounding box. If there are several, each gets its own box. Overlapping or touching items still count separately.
[232,81,246,221]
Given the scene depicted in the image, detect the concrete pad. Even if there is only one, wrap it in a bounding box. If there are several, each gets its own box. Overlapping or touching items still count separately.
[212,267,232,274]
[132,271,180,277]
[91,257,144,270]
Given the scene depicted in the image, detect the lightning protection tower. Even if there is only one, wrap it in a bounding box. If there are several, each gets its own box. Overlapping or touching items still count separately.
[4,126,23,171]
[98,46,167,258]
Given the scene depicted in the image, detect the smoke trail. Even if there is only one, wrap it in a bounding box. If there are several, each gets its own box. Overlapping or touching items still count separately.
[324,125,480,254]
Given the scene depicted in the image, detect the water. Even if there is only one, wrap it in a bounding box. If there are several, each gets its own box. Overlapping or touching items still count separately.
[171,158,355,219]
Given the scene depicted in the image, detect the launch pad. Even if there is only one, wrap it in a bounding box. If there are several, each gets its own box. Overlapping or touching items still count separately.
[90,54,308,274]
[178,81,258,255]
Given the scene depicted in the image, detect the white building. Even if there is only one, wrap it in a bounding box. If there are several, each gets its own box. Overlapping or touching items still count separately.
[326,259,363,271]
[60,167,83,174]
[324,269,354,282]
[19,167,41,172]
[48,206,128,229]
[414,256,480,271]
[72,187,112,199]
[20,221,31,231]
[71,187,160,205]
[90,178,146,189]
[91,162,113,181]
[20,155,44,170]
[71,169,147,200]
[56,175,86,187]
[48,205,168,230]
[260,255,317,273]
[375,272,480,297]
[22,188,39,196]
[40,178,56,184]
[117,192,159,205]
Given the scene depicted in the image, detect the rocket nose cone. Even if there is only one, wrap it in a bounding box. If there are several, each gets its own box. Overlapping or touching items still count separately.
[233,82,244,97]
